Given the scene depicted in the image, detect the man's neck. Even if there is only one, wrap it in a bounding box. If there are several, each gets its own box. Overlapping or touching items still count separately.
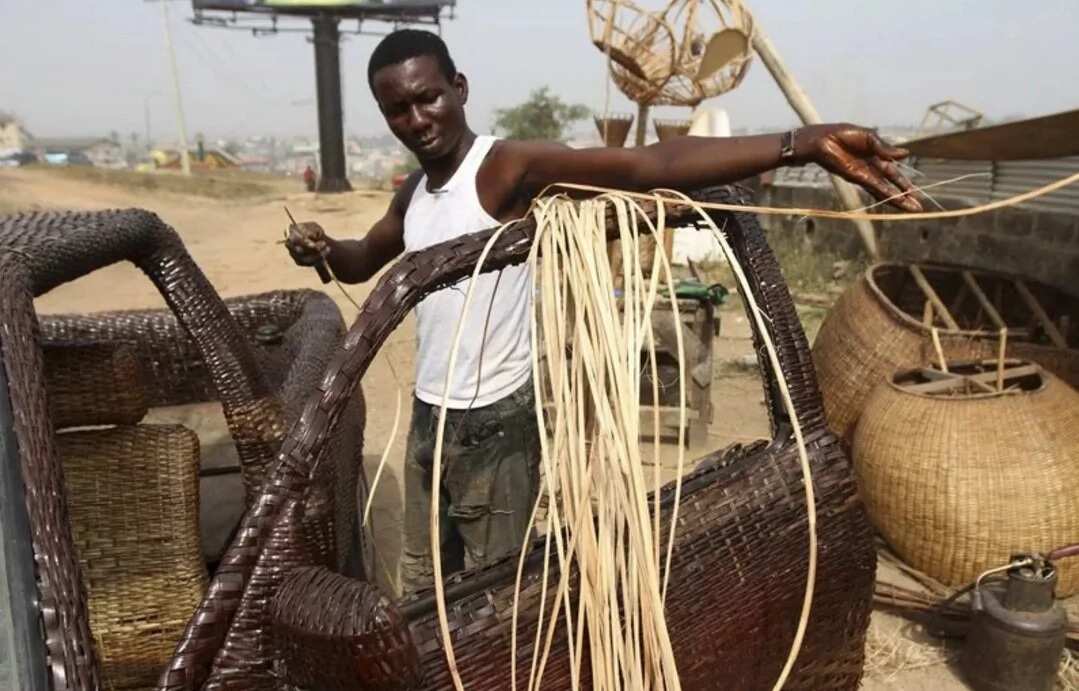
[421,129,477,190]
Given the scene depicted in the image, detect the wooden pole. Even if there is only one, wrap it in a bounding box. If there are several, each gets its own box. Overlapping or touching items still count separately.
[160,0,191,176]
[635,102,651,147]
[751,27,880,259]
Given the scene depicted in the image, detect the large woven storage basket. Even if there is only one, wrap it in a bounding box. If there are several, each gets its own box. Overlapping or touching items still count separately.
[813,263,1079,441]
[852,365,1079,595]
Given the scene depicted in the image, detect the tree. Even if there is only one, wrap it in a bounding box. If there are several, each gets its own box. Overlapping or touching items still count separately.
[492,87,590,141]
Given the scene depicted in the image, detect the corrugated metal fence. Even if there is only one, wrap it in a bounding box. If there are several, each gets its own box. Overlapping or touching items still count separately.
[912,156,1079,215]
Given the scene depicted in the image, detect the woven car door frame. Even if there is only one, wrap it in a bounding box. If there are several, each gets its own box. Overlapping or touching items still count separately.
[163,186,876,691]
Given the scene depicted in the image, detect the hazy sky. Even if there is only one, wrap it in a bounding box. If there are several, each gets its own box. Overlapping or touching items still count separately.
[2,1,1076,142]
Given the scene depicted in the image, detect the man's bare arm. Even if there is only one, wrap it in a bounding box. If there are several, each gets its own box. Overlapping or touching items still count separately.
[487,124,921,214]
[286,171,420,284]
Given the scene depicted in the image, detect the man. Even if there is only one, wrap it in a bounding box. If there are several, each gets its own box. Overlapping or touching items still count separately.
[287,29,920,593]
[303,164,317,192]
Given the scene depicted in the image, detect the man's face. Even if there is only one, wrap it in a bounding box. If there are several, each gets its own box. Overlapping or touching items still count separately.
[372,55,468,161]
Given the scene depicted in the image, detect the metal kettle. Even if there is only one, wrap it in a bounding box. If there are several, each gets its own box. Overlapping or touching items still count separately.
[960,546,1078,691]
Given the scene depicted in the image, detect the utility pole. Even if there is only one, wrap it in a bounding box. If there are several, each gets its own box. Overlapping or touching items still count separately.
[752,25,880,259]
[311,15,351,192]
[159,1,191,175]
[143,93,157,152]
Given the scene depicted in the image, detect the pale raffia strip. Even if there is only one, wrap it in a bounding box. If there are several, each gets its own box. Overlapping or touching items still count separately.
[522,194,683,691]
[655,188,816,691]
[362,388,401,525]
[431,217,524,691]
[553,169,1079,222]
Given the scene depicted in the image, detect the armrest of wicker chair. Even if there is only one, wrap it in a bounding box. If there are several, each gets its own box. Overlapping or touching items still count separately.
[163,186,873,690]
[271,566,421,691]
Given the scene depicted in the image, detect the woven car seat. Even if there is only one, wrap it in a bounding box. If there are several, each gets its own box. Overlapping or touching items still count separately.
[58,425,207,689]
[45,342,205,688]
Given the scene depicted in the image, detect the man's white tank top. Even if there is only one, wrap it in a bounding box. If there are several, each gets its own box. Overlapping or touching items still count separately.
[402,135,532,408]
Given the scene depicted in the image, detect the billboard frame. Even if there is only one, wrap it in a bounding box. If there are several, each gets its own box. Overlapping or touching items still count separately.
[188,0,455,192]
[191,1,454,35]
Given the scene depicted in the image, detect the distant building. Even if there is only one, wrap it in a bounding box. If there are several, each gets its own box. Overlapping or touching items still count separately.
[33,137,124,167]
[0,112,34,153]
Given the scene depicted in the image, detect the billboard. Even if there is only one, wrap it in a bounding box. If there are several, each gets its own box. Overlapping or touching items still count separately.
[193,0,454,11]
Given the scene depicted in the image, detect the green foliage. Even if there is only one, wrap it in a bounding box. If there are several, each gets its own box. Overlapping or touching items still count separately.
[492,87,590,141]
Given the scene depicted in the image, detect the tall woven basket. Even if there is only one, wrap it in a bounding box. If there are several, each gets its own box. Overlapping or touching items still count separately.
[813,263,1079,440]
[852,361,1079,595]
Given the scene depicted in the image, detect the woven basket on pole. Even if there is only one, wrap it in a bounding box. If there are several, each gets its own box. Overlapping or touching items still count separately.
[852,361,1079,595]
[813,263,1079,441]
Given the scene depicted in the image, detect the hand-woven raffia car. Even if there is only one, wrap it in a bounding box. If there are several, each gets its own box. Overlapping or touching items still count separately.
[0,187,876,691]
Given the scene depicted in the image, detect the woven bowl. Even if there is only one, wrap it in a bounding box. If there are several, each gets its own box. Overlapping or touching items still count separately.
[813,263,1079,441]
[852,363,1079,595]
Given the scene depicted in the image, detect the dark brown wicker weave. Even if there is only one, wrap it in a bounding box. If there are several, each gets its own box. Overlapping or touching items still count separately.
[0,209,363,690]
[158,187,875,690]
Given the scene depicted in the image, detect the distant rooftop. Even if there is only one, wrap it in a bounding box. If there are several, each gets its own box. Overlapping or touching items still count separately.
[34,137,114,152]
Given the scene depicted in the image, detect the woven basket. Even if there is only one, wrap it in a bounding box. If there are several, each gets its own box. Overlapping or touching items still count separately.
[43,341,148,428]
[852,363,1079,595]
[813,263,1079,440]
[59,425,207,689]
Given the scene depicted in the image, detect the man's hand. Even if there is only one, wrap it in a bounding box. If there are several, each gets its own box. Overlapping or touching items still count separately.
[286,221,333,267]
[794,124,922,212]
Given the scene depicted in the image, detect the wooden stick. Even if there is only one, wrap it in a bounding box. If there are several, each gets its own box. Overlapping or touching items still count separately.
[961,271,1006,330]
[918,368,961,384]
[996,328,1008,391]
[929,327,949,373]
[905,364,1039,394]
[750,25,880,259]
[949,280,969,316]
[911,265,961,330]
[1014,280,1068,348]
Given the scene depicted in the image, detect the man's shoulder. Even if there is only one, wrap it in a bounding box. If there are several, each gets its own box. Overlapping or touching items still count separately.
[392,169,425,214]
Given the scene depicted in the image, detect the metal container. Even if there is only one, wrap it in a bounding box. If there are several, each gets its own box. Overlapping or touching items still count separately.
[961,557,1068,691]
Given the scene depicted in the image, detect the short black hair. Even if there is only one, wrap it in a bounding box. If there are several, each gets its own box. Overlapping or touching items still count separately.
[367,29,457,92]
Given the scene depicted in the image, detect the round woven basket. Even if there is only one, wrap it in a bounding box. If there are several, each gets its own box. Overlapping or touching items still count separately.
[813,263,1079,440]
[852,362,1079,595]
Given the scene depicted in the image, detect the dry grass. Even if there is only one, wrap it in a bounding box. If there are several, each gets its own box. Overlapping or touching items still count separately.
[1061,649,1079,691]
[26,164,283,200]
[863,619,956,683]
[864,615,1079,689]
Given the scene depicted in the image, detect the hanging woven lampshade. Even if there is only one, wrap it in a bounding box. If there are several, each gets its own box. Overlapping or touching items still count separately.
[594,113,636,147]
[653,117,693,141]
[587,0,755,107]
[852,360,1079,595]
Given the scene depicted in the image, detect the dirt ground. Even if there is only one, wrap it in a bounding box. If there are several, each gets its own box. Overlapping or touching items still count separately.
[2,166,1041,689]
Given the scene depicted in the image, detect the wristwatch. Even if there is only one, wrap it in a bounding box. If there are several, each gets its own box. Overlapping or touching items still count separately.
[779,129,798,166]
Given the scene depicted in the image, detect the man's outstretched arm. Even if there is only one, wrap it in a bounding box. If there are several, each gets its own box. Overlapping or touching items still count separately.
[488,124,921,214]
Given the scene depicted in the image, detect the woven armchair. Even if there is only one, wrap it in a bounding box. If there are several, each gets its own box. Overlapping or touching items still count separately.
[0,210,363,690]
[160,187,876,690]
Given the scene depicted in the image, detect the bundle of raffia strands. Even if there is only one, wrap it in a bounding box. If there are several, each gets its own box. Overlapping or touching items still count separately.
[428,190,816,691]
